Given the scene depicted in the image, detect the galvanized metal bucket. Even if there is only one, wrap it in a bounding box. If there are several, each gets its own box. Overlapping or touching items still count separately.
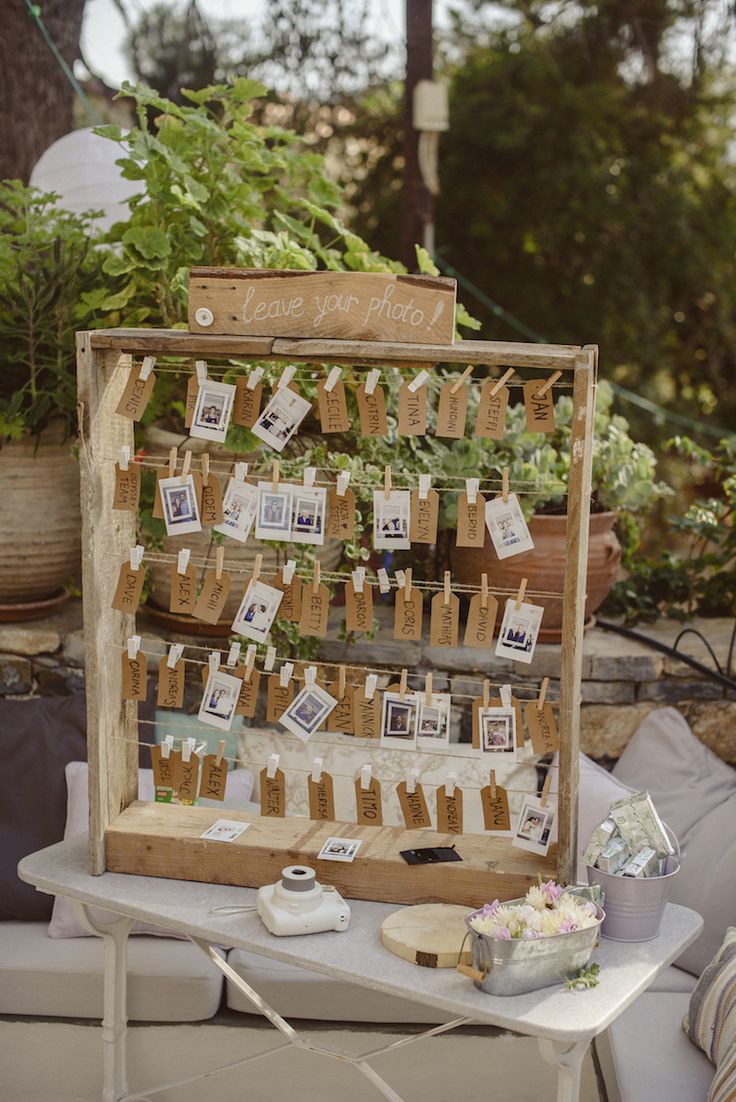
[465,898,604,997]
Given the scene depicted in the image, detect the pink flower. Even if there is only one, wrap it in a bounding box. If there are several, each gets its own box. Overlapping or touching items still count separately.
[541,880,564,905]
[479,900,501,918]
[492,925,512,939]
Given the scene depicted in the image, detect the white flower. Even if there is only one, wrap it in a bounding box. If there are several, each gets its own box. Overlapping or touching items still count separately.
[525,885,547,911]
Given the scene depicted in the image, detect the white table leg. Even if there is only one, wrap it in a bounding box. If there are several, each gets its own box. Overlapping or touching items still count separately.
[537,1038,589,1102]
[72,901,134,1102]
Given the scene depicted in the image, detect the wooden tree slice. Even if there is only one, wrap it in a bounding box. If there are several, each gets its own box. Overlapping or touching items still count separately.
[381,904,472,968]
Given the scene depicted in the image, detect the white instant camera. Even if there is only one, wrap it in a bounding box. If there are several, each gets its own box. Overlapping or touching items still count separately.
[257,865,351,936]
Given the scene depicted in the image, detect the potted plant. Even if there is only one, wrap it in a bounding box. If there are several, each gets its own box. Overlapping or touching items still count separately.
[0,182,108,618]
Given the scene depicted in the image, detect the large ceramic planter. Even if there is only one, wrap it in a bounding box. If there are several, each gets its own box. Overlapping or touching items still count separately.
[0,422,81,613]
[450,511,622,641]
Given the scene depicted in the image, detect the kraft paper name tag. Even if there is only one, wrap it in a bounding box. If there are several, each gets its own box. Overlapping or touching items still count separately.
[157,656,185,708]
[464,593,499,648]
[199,754,229,801]
[178,751,200,803]
[397,781,431,830]
[260,768,286,817]
[234,666,261,717]
[355,776,383,825]
[112,462,141,513]
[326,487,356,539]
[397,381,427,436]
[436,380,468,438]
[430,592,460,647]
[525,701,560,753]
[150,745,180,791]
[111,563,144,613]
[327,684,355,733]
[308,772,336,820]
[115,363,156,421]
[192,569,231,625]
[353,691,381,738]
[356,383,388,436]
[394,586,424,641]
[151,469,167,519]
[266,675,294,722]
[456,493,486,548]
[409,489,439,544]
[524,379,555,433]
[233,376,263,428]
[317,379,350,433]
[436,786,464,834]
[184,374,198,428]
[200,474,224,526]
[476,382,509,439]
[270,574,302,624]
[345,579,373,634]
[298,583,330,637]
[169,561,197,615]
[121,651,147,701]
[481,783,511,832]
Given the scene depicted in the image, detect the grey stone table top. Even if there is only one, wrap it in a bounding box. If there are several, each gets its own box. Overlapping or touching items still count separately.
[19,837,703,1043]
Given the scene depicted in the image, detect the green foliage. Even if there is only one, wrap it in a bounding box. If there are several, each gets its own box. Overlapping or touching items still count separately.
[0,181,108,441]
[566,962,600,991]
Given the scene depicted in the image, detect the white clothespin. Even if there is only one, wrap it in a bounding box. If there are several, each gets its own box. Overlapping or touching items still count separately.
[235,462,249,482]
[336,471,351,497]
[264,646,276,673]
[394,569,406,589]
[446,771,458,797]
[247,366,263,390]
[267,753,280,779]
[119,445,130,471]
[364,673,378,701]
[195,360,208,385]
[406,769,420,795]
[161,735,174,760]
[139,356,155,381]
[304,665,317,687]
[365,368,381,396]
[311,757,324,783]
[226,643,241,668]
[166,644,184,669]
[418,473,431,501]
[466,477,479,505]
[377,568,390,594]
[282,559,296,584]
[351,567,366,594]
[303,466,316,489]
[324,366,341,393]
[276,365,296,390]
[244,644,257,677]
[499,683,512,709]
[279,661,294,688]
[182,737,196,763]
[360,763,373,790]
[177,548,191,576]
[208,651,221,675]
[408,368,429,392]
[129,544,145,571]
[127,635,141,660]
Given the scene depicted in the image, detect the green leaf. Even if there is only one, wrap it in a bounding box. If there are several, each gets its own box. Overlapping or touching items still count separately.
[121,226,172,260]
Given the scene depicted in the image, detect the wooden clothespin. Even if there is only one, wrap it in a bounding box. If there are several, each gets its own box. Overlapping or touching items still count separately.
[215,545,225,580]
[451,365,473,394]
[271,460,279,492]
[515,577,527,609]
[216,740,226,766]
[338,665,347,699]
[244,644,256,680]
[538,677,549,709]
[201,453,210,486]
[490,367,514,397]
[399,668,408,699]
[536,370,562,398]
[502,467,510,503]
[540,772,553,808]
[384,464,392,501]
[312,559,321,594]
[489,770,497,800]
[443,570,452,606]
[425,672,433,705]
[405,567,412,597]
[168,446,177,477]
[482,678,490,707]
[481,572,489,608]
[181,450,192,478]
[251,552,263,585]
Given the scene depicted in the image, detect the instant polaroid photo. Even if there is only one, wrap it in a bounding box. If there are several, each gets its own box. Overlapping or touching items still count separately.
[291,487,327,546]
[318,837,362,863]
[495,599,544,665]
[158,474,202,536]
[251,386,312,453]
[477,706,517,760]
[373,490,411,551]
[255,481,294,542]
[280,683,337,743]
[416,693,452,749]
[485,493,535,560]
[231,579,283,643]
[198,669,243,731]
[200,819,250,843]
[380,690,419,750]
[512,795,557,856]
[214,478,258,543]
[190,380,237,443]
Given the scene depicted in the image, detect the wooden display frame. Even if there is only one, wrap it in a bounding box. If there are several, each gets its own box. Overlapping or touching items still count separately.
[77,327,597,905]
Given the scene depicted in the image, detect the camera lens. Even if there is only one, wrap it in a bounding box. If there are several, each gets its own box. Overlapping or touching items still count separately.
[281,865,317,892]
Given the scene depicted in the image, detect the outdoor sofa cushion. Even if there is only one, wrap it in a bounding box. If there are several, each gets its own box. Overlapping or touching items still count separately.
[550,751,635,882]
[684,928,736,1100]
[0,921,223,1021]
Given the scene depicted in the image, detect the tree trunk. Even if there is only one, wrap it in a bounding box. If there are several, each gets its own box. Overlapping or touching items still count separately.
[0,0,86,183]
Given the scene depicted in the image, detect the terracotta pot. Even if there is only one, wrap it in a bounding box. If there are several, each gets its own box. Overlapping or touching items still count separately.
[450,512,622,641]
[0,422,81,607]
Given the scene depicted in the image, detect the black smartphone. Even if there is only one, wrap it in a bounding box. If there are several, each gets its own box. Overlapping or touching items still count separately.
[399,846,463,865]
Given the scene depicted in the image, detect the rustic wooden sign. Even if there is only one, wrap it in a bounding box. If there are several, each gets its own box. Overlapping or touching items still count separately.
[188,268,457,346]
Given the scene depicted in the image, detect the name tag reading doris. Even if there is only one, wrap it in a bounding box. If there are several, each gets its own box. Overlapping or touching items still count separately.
[188,268,457,346]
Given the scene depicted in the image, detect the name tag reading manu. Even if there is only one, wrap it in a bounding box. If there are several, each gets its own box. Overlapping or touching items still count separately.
[188,269,457,346]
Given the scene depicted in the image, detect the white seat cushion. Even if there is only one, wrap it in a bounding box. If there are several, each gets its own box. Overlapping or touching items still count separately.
[0,922,223,1021]
[226,949,451,1023]
[598,991,713,1102]
[648,965,698,994]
